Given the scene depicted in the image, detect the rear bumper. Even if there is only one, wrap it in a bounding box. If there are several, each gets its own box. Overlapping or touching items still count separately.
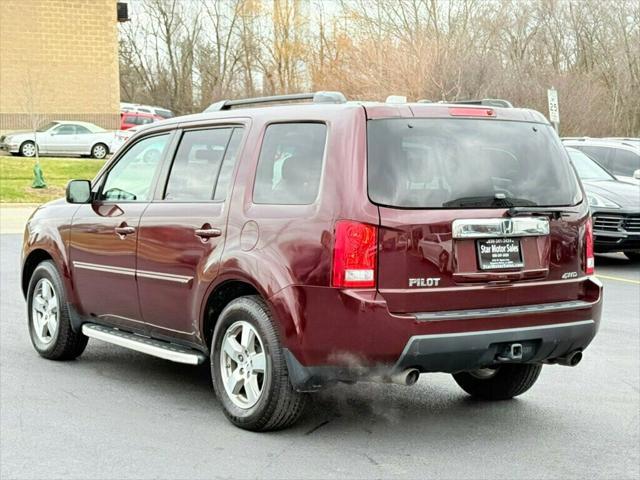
[393,319,596,373]
[273,277,603,391]
[285,318,598,391]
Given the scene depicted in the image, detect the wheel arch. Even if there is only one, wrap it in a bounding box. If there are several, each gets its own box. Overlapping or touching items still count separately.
[200,279,262,350]
[21,248,54,298]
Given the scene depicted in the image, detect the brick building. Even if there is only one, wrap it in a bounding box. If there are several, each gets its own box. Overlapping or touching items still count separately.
[0,0,121,132]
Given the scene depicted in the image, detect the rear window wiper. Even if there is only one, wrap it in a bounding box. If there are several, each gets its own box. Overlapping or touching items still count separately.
[506,206,576,220]
[442,195,537,208]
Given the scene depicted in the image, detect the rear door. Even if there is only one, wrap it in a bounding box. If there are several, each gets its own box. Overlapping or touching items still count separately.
[136,125,244,343]
[367,113,589,314]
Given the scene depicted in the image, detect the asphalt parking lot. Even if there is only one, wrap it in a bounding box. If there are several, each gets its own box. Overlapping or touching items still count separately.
[1,233,638,480]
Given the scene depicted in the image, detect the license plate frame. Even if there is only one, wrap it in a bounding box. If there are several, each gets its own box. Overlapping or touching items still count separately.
[476,237,524,270]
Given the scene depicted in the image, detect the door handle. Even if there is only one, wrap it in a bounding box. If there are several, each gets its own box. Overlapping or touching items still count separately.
[195,227,222,239]
[115,226,135,236]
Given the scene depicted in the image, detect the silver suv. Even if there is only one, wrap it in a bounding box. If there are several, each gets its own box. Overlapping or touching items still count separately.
[563,138,640,185]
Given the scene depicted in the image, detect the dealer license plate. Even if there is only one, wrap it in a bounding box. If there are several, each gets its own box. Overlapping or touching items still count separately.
[477,238,523,270]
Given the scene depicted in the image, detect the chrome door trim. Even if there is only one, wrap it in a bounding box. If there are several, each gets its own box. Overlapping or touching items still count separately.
[73,261,192,284]
[73,261,135,276]
[136,269,192,284]
[452,217,550,239]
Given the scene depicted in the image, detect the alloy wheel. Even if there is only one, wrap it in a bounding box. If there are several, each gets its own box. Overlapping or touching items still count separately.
[220,320,267,409]
[31,278,59,345]
[22,142,36,157]
[93,145,107,159]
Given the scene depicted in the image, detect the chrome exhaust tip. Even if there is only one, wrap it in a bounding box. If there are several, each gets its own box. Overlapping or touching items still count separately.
[389,368,420,386]
[556,350,583,367]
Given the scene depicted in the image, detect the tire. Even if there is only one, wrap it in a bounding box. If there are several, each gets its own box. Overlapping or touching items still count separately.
[91,143,108,159]
[211,295,307,431]
[27,260,88,360]
[624,251,640,262]
[452,363,542,400]
[20,141,37,158]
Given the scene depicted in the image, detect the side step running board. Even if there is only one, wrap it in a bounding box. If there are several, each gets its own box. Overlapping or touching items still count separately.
[82,323,206,365]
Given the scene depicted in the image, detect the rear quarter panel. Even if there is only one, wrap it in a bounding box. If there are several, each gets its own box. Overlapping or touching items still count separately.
[208,105,378,347]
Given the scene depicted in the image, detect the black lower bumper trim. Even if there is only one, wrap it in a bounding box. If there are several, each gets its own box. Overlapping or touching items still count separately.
[284,319,597,392]
[394,319,596,373]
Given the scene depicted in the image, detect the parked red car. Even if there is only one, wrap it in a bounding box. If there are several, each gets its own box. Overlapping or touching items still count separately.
[22,93,602,431]
[119,111,162,130]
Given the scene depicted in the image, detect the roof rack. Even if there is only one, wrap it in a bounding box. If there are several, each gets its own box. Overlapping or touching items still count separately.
[446,98,513,108]
[204,91,347,112]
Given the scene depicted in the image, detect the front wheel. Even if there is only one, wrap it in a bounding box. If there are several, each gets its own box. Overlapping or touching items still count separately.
[91,143,108,159]
[452,363,542,400]
[27,261,88,360]
[211,296,307,431]
[624,251,640,262]
[20,141,37,158]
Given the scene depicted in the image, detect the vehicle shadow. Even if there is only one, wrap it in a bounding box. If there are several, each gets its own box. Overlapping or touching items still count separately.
[72,345,566,438]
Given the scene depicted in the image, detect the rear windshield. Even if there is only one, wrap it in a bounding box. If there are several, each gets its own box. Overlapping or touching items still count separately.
[367,119,581,208]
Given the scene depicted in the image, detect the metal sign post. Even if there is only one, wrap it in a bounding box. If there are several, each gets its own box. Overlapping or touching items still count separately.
[547,88,560,134]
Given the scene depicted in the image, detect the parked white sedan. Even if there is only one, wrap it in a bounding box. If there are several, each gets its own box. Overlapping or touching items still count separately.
[0,121,116,159]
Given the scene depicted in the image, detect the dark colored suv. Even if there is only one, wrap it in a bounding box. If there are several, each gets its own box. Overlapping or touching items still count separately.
[22,93,602,431]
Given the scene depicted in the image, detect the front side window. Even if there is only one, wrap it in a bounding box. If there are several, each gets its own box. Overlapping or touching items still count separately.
[576,146,612,170]
[55,125,76,135]
[100,134,170,202]
[164,128,233,201]
[253,123,326,205]
[367,119,581,208]
[567,149,615,181]
[37,122,58,132]
[610,149,640,176]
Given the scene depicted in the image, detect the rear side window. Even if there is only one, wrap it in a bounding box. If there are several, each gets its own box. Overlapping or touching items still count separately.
[253,123,326,205]
[164,127,240,202]
[367,119,581,208]
[213,128,243,201]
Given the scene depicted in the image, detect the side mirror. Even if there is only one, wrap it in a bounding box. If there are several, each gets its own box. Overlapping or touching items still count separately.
[633,169,640,180]
[66,180,92,204]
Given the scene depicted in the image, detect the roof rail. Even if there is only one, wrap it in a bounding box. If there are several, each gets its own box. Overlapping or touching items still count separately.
[446,98,513,108]
[204,91,347,112]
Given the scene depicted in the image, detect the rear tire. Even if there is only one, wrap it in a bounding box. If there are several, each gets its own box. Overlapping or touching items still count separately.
[91,143,108,159]
[624,251,640,262]
[452,363,542,400]
[211,295,307,431]
[27,261,88,360]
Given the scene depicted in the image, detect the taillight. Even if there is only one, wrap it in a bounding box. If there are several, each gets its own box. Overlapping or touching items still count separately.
[585,217,594,275]
[332,220,377,288]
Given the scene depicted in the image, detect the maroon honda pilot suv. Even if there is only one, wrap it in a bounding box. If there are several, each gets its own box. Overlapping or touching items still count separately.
[21,92,602,431]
